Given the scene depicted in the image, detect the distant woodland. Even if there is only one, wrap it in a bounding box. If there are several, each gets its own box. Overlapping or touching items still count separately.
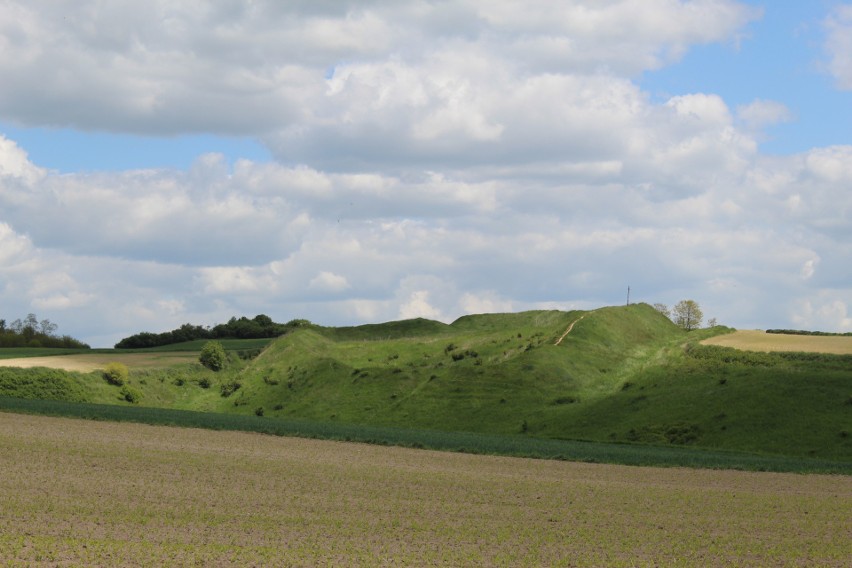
[114,314,309,348]
[0,313,90,349]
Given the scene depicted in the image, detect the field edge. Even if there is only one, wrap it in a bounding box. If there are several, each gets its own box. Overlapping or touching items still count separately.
[1,397,849,475]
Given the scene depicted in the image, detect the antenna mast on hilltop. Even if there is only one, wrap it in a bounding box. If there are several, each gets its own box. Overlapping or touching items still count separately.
[626,286,630,306]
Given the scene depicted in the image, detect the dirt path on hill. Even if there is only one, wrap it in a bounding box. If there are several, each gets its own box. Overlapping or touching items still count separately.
[554,315,586,345]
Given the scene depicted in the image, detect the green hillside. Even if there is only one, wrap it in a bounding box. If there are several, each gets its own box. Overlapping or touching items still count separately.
[230,306,674,431]
[3,303,850,462]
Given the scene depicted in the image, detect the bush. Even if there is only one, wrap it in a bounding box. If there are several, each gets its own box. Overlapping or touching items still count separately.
[220,380,241,397]
[103,362,129,386]
[198,377,211,389]
[199,341,227,371]
[120,386,142,403]
[552,396,578,405]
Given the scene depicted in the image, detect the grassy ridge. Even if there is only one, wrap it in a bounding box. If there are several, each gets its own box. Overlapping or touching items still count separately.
[224,305,684,434]
[2,303,850,466]
[0,367,90,402]
[553,344,852,460]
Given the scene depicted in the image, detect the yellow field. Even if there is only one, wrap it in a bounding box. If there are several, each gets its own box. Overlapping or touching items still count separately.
[701,329,852,354]
[0,352,197,372]
[0,412,849,566]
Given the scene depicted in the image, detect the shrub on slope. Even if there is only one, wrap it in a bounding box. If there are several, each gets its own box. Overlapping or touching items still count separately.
[0,367,89,402]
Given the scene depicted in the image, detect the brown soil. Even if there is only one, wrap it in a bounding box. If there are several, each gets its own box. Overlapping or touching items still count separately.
[0,412,849,566]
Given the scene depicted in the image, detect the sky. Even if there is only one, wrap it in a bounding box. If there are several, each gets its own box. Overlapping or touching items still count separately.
[1,0,851,347]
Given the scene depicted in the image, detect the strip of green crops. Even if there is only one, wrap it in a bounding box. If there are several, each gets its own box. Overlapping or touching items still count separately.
[1,396,848,475]
[0,348,93,359]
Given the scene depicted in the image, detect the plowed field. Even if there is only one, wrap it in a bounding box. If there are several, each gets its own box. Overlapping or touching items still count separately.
[702,330,852,354]
[0,412,849,566]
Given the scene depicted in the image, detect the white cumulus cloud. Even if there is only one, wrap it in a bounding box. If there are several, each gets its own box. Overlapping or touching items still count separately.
[824,4,852,90]
[3,1,852,343]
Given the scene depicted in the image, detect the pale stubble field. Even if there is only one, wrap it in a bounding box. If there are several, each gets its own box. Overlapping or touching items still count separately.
[701,330,852,354]
[0,412,849,566]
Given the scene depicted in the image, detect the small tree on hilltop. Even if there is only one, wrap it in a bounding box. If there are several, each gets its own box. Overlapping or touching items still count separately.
[199,340,227,371]
[652,303,671,319]
[672,300,703,331]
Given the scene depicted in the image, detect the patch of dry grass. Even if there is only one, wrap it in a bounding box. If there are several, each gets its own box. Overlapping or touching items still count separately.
[702,329,852,354]
[0,353,198,372]
[0,412,849,566]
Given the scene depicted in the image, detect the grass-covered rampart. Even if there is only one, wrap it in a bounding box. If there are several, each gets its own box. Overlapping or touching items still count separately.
[1,304,850,467]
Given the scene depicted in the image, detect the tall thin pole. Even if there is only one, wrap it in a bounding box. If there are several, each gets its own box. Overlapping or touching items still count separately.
[626,286,630,306]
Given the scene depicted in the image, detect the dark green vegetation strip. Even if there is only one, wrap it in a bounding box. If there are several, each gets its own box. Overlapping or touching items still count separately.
[0,348,93,359]
[1,397,848,474]
[767,329,852,337]
[1,338,273,358]
[108,337,274,353]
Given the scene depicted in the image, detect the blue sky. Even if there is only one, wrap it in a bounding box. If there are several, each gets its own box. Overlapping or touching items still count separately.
[642,0,851,155]
[1,1,851,346]
[0,124,272,173]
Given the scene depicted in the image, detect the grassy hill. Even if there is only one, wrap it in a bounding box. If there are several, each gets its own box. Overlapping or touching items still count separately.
[2,303,850,462]
[223,306,682,433]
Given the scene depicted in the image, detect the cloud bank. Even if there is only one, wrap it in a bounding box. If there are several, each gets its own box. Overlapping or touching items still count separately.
[1,1,850,345]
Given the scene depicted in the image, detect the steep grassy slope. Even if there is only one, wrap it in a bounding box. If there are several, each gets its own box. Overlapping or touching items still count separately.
[219,305,686,434]
[206,304,851,460]
[542,345,852,460]
[3,303,850,461]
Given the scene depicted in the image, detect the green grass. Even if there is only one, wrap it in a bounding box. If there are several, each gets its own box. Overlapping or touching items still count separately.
[2,303,850,466]
[549,343,852,460]
[220,305,685,432]
[1,397,848,474]
[0,368,91,402]
[0,347,93,359]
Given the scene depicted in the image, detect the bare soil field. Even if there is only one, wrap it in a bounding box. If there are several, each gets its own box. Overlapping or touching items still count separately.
[0,352,197,372]
[0,412,849,566]
[702,329,852,354]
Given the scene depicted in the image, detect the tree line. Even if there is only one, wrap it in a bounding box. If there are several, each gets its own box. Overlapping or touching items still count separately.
[0,313,90,349]
[766,329,852,337]
[114,315,311,349]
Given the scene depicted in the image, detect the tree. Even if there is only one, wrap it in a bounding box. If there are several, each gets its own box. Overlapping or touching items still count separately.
[22,313,38,338]
[652,303,671,319]
[199,340,227,371]
[39,319,58,337]
[672,300,703,331]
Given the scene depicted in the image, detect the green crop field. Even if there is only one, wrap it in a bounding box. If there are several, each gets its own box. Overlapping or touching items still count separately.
[0,347,94,360]
[0,412,848,566]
